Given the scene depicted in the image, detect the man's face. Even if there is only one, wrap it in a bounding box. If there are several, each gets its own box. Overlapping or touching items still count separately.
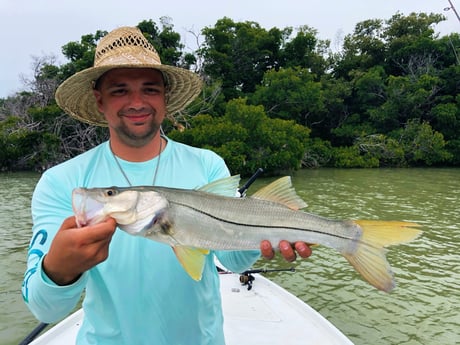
[93,68,167,148]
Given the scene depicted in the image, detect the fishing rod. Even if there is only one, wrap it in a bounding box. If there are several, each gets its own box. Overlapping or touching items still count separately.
[237,168,264,196]
[242,267,296,275]
[239,267,296,290]
[18,322,48,345]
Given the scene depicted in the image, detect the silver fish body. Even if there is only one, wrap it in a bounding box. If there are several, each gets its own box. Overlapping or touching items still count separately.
[144,187,362,253]
[72,176,421,292]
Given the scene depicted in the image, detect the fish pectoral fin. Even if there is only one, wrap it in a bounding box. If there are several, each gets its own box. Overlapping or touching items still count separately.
[252,176,308,210]
[172,246,210,281]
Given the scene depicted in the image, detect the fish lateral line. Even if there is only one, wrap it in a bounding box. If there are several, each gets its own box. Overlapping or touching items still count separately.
[163,202,423,292]
[168,200,362,243]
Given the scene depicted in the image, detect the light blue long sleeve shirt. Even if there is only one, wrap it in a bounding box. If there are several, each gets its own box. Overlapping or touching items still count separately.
[23,138,260,345]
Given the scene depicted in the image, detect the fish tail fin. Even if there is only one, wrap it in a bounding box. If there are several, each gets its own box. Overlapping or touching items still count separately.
[343,220,422,292]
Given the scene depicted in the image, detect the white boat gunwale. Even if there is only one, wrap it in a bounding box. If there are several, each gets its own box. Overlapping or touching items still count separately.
[28,271,353,345]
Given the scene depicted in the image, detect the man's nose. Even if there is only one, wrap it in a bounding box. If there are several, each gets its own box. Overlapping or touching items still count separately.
[128,91,145,108]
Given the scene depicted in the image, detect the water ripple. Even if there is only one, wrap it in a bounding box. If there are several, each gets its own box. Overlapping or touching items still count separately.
[2,169,460,345]
[255,168,460,345]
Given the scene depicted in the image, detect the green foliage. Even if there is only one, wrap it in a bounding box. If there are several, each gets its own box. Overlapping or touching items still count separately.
[331,114,377,146]
[332,120,451,168]
[250,67,324,126]
[334,19,386,78]
[1,13,460,171]
[170,99,310,175]
[446,139,460,165]
[384,12,445,75]
[138,18,184,66]
[280,26,328,75]
[354,134,405,167]
[0,117,20,169]
[430,102,459,140]
[396,119,451,166]
[0,116,60,171]
[331,146,380,168]
[28,104,62,130]
[367,73,442,133]
[60,31,106,79]
[200,17,285,99]
[302,138,334,168]
[313,76,353,140]
[352,66,387,112]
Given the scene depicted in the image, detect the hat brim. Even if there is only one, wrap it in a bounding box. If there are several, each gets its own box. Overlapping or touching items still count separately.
[55,64,203,126]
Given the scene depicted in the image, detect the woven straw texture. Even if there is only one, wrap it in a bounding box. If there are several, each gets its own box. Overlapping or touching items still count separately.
[55,26,203,126]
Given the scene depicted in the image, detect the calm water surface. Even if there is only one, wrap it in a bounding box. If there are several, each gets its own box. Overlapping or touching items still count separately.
[1,169,459,345]
[0,172,40,345]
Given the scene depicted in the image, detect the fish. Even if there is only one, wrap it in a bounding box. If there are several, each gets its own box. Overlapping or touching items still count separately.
[72,175,422,292]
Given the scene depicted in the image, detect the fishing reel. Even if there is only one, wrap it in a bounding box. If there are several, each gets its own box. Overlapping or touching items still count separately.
[239,272,256,290]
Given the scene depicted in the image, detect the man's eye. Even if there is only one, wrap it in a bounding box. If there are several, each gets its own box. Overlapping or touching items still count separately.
[111,89,126,95]
[145,88,160,94]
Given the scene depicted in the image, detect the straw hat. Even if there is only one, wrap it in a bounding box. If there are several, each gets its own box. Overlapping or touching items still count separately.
[55,26,203,126]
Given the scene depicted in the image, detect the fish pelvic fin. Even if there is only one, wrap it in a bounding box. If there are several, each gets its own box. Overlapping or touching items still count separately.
[197,175,241,197]
[344,220,422,292]
[252,176,308,210]
[172,246,210,281]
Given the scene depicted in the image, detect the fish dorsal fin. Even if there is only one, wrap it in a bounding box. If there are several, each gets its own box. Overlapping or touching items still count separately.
[172,246,210,281]
[197,175,241,197]
[251,176,307,210]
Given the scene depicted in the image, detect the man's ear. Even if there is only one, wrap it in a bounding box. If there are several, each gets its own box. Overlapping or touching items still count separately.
[93,90,103,113]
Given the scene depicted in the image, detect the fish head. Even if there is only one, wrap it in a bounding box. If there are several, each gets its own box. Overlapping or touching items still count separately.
[72,187,168,236]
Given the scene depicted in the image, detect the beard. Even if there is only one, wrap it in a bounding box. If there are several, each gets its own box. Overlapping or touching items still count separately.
[113,108,163,148]
[114,121,161,148]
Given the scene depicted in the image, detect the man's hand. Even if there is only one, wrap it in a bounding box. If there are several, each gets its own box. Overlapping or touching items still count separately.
[43,216,117,285]
[260,240,312,262]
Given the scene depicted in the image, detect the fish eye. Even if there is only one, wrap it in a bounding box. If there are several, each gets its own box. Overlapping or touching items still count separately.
[105,189,117,197]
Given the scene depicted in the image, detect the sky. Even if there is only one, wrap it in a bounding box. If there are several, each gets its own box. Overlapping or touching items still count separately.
[1,0,459,98]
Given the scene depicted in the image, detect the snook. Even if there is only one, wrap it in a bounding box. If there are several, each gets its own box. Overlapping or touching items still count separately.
[72,176,421,292]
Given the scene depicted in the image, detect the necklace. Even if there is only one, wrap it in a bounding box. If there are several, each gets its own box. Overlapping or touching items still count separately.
[110,136,163,187]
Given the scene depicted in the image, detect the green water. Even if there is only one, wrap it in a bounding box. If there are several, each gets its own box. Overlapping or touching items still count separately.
[1,169,459,345]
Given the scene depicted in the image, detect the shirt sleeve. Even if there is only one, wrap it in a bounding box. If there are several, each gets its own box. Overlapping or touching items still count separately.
[214,250,260,273]
[22,170,86,323]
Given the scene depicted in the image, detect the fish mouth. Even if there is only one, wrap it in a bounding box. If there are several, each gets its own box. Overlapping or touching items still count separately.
[72,188,105,227]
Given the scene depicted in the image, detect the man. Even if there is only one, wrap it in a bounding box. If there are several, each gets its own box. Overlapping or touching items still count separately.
[23,26,311,344]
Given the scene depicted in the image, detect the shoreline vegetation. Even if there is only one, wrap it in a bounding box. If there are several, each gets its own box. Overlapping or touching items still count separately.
[1,13,459,176]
